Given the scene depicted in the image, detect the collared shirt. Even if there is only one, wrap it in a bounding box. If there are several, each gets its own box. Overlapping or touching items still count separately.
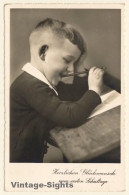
[22,63,58,95]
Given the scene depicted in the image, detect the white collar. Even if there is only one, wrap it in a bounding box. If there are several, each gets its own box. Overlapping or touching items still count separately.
[22,63,58,95]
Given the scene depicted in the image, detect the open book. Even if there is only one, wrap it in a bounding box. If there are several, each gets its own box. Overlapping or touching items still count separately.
[89,90,121,118]
[50,89,121,162]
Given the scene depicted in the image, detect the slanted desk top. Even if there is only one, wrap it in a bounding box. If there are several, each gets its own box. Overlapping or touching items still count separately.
[50,106,120,163]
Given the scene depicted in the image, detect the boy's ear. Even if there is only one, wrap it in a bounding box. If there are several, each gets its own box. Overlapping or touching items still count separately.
[39,45,49,61]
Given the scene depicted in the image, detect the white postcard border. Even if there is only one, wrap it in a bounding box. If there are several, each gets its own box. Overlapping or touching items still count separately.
[0,0,128,194]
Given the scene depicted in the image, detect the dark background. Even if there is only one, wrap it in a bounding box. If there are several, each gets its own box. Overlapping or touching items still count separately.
[10,9,121,91]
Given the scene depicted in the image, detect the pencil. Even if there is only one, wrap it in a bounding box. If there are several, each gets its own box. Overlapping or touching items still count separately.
[61,67,106,78]
[61,69,88,77]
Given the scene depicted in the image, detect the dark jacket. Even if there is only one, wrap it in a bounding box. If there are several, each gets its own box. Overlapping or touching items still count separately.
[10,72,101,163]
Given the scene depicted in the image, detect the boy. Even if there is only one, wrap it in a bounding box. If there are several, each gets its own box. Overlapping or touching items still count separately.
[10,18,104,163]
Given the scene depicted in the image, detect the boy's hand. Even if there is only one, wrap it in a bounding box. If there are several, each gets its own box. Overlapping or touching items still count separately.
[88,66,104,96]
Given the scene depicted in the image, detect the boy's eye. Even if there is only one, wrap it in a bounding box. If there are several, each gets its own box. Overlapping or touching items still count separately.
[63,58,71,64]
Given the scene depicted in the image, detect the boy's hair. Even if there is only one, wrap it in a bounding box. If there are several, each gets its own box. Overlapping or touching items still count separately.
[30,18,87,58]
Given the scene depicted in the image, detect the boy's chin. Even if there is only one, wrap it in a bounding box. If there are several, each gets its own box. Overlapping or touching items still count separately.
[51,78,61,87]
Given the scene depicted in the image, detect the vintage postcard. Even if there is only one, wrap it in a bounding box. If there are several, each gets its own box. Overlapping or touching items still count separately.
[3,2,126,192]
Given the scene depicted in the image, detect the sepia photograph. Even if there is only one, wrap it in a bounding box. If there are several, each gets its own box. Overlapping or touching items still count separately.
[4,3,126,192]
[9,8,121,163]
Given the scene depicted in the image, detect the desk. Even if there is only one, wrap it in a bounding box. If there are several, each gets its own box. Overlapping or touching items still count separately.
[50,106,120,163]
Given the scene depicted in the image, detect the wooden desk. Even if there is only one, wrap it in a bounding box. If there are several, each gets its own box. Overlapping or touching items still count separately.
[50,106,120,163]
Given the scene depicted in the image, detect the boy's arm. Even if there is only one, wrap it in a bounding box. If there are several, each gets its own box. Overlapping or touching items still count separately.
[56,75,88,101]
[23,79,101,128]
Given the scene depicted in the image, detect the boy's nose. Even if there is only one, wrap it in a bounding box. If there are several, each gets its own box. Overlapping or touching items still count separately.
[67,64,74,73]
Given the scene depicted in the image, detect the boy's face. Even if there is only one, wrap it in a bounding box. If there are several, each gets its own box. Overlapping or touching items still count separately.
[42,38,81,86]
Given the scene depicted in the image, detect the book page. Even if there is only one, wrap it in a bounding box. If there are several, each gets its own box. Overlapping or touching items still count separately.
[89,90,121,118]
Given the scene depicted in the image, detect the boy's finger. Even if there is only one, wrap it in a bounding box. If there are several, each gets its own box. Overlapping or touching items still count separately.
[89,66,97,73]
[97,70,104,78]
[94,68,101,75]
[96,68,104,74]
[99,69,105,75]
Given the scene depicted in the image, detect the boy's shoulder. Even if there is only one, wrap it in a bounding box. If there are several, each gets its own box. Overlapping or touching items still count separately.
[11,72,49,92]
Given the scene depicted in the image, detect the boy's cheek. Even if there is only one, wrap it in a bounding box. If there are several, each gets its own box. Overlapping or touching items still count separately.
[53,66,65,73]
